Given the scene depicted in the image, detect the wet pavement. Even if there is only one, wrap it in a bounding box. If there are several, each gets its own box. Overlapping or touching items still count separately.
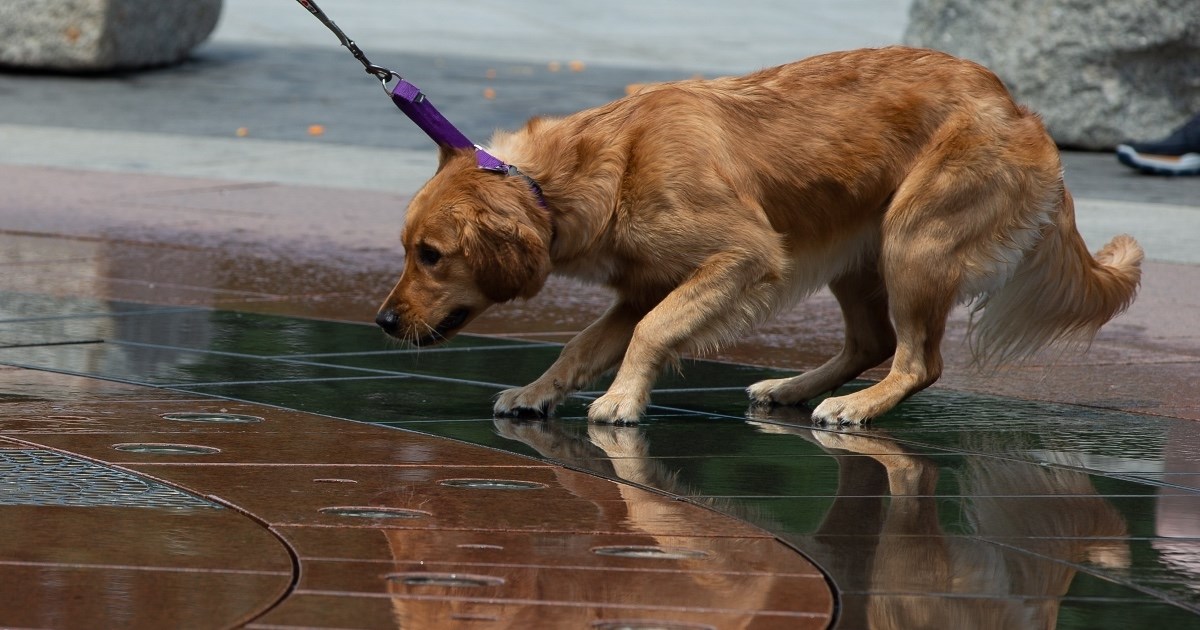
[1,294,1199,628]
[4,0,1200,627]
[0,359,831,628]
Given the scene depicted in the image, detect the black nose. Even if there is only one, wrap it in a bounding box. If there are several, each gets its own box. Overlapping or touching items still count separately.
[375,309,400,333]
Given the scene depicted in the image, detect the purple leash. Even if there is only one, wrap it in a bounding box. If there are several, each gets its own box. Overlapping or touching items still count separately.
[292,0,546,205]
[387,79,509,173]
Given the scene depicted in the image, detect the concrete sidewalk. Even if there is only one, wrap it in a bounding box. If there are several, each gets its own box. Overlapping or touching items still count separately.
[211,0,914,74]
[2,0,1197,263]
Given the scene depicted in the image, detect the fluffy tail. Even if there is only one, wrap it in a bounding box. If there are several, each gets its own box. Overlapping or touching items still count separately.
[969,189,1143,365]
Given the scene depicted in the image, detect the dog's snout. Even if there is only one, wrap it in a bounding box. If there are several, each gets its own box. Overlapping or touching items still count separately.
[375,309,400,333]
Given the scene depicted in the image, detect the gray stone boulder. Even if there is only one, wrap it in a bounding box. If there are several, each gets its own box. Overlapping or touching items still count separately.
[904,0,1200,149]
[0,0,222,72]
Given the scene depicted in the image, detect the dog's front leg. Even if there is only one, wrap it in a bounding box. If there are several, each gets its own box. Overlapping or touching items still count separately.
[494,301,640,417]
[589,250,781,424]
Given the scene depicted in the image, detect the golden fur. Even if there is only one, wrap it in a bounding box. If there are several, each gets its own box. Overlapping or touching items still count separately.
[376,46,1142,425]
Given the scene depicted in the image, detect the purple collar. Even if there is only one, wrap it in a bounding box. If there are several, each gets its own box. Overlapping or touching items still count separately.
[389,80,547,209]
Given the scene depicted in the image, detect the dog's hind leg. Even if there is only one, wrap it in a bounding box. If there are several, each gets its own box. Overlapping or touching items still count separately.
[811,106,1053,425]
[810,115,1034,424]
[812,234,956,425]
[494,300,640,418]
[748,262,896,406]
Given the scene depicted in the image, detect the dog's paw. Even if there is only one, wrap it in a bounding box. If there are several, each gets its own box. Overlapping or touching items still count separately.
[747,376,824,407]
[747,378,794,406]
[587,391,647,425]
[493,384,563,418]
[811,394,876,426]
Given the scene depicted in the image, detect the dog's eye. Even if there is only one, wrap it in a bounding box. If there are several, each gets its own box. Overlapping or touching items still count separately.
[417,244,442,267]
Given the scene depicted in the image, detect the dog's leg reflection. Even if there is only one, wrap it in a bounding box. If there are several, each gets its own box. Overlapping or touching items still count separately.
[586,423,665,488]
[494,416,710,530]
[493,416,678,492]
[493,416,614,475]
[748,407,1130,629]
[494,301,640,418]
[748,406,888,630]
[492,416,794,620]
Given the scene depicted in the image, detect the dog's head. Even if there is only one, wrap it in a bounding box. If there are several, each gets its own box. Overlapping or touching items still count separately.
[376,149,553,346]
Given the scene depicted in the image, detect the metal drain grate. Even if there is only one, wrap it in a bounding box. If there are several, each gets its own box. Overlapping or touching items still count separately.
[0,449,220,509]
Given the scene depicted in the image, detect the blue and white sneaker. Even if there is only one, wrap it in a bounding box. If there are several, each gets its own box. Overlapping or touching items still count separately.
[1116,114,1200,176]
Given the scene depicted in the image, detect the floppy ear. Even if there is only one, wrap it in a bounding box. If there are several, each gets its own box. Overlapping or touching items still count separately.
[459,210,551,303]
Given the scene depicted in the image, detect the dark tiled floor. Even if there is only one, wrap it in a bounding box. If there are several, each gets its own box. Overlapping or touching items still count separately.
[1,296,1198,628]
[0,294,837,628]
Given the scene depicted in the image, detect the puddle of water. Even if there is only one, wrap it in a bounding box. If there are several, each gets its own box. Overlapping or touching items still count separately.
[592,620,716,630]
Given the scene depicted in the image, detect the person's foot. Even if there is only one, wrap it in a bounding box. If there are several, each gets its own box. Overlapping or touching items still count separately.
[1116,114,1200,176]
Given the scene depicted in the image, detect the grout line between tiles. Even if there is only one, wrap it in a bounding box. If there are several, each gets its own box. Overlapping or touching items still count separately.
[0,306,210,324]
[263,360,531,391]
[124,462,554,468]
[0,339,105,349]
[288,589,831,617]
[0,559,290,576]
[836,589,1160,602]
[691,493,1158,499]
[274,523,775,538]
[160,374,413,388]
[110,339,278,360]
[299,557,825,578]
[775,533,1200,542]
[280,342,561,359]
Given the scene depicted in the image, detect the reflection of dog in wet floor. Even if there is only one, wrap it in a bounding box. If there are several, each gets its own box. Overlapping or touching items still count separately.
[491,417,800,622]
[495,417,697,540]
[750,408,1129,630]
[494,416,673,492]
[494,417,772,527]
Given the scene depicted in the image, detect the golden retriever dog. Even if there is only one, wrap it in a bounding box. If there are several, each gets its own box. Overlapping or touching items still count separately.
[376,46,1142,425]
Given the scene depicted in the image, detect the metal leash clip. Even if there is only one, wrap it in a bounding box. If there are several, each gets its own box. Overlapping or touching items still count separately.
[290,0,546,204]
[293,0,397,91]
